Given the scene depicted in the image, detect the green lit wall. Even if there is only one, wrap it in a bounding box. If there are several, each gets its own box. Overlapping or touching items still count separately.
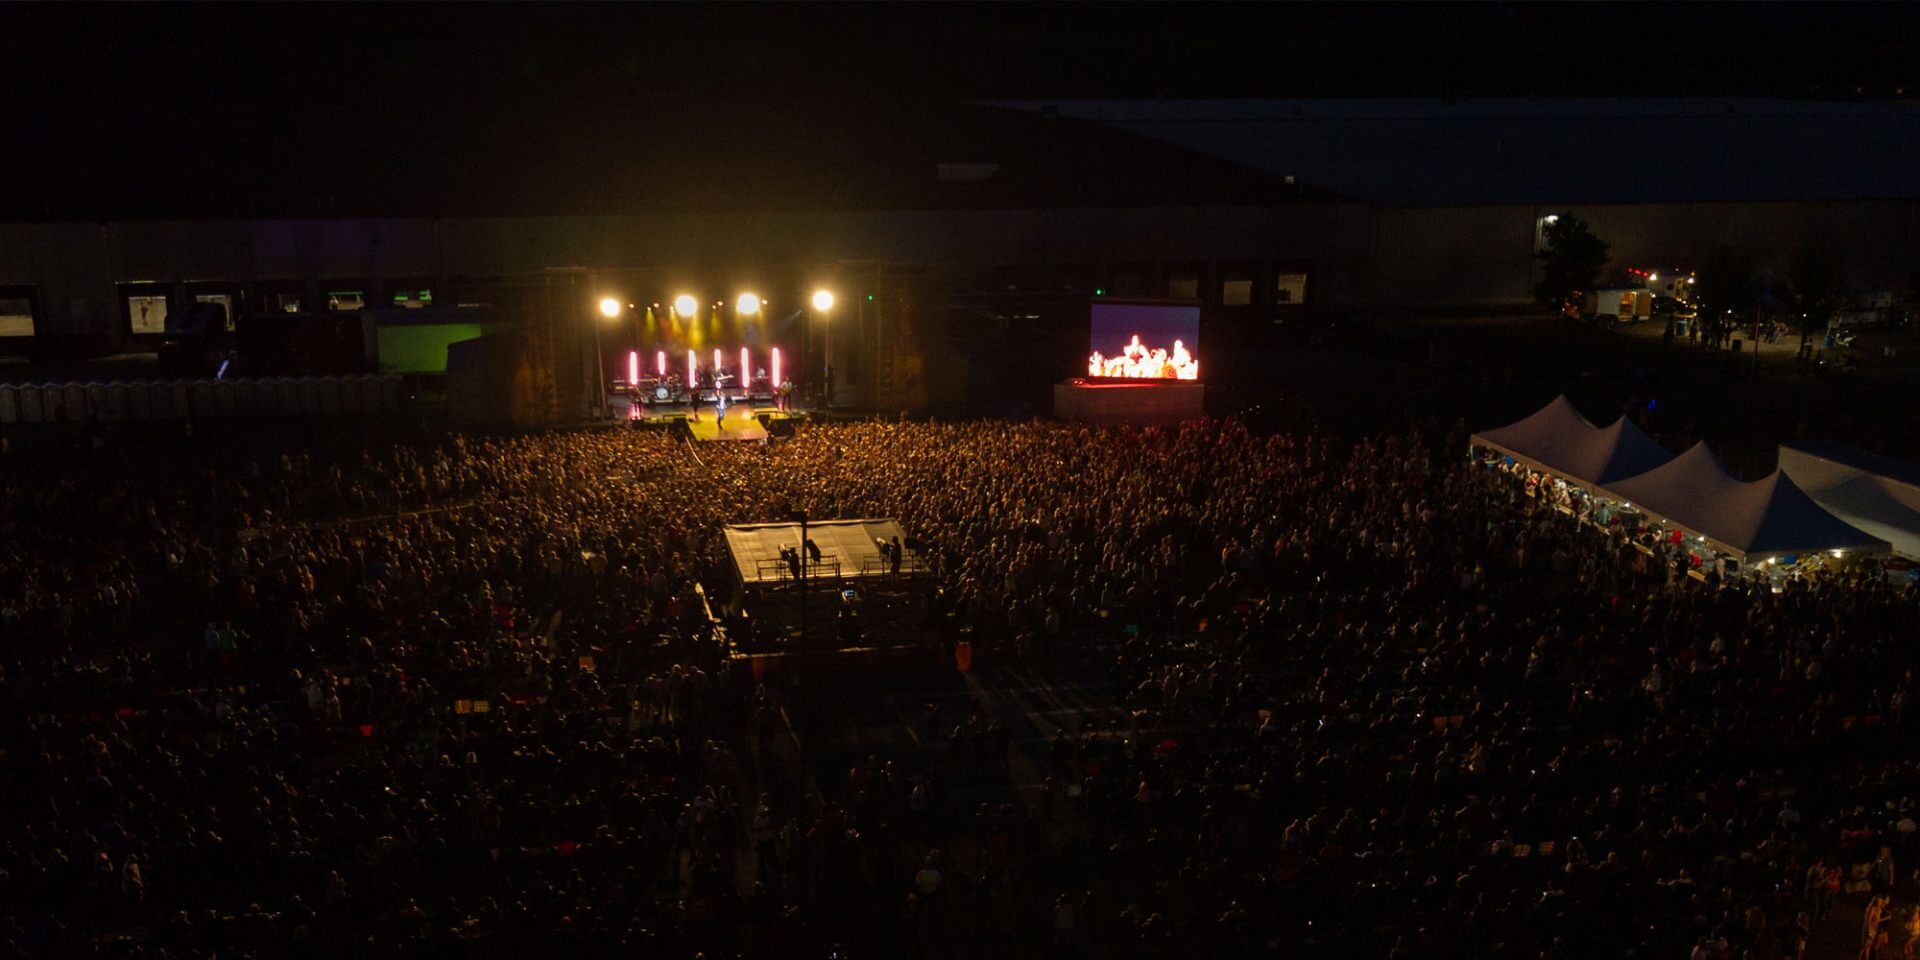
[376,323,485,374]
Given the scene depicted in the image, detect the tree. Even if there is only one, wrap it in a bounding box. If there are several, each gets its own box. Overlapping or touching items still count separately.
[1533,215,1611,318]
[1784,242,1848,352]
[1692,245,1757,349]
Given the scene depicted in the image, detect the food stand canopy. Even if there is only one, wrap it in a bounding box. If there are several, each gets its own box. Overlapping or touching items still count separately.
[1778,442,1920,560]
[1602,442,1889,560]
[1471,395,1673,490]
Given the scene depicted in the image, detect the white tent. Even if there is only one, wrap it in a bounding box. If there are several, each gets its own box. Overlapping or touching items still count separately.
[1602,442,1889,560]
[1779,442,1920,560]
[1472,395,1673,489]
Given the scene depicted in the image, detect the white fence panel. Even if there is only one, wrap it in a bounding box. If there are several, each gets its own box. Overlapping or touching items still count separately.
[63,383,90,421]
[20,384,44,421]
[105,383,131,420]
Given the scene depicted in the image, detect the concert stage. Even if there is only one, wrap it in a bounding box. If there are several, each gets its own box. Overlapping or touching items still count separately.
[1053,377,1205,426]
[613,395,807,440]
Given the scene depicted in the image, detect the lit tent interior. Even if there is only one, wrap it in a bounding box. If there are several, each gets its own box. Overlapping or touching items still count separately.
[1600,442,1889,562]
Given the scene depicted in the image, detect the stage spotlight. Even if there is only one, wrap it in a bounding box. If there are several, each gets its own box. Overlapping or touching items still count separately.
[674,294,698,317]
[737,293,762,316]
[811,289,835,311]
[598,297,622,319]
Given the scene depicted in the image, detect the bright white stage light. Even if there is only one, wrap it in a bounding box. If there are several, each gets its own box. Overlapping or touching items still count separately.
[674,294,698,317]
[737,293,762,316]
[598,297,622,318]
[811,289,835,311]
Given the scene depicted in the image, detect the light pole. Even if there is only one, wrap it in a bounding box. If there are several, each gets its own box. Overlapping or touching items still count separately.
[595,296,622,419]
[811,289,834,408]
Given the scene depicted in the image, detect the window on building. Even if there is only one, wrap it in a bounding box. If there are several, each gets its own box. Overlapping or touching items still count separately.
[1053,264,1095,292]
[1221,279,1253,306]
[327,290,367,312]
[1107,264,1152,298]
[1275,272,1309,304]
[129,296,170,333]
[254,281,307,314]
[120,284,174,335]
[1166,261,1207,302]
[194,293,237,331]
[387,278,436,309]
[0,287,36,337]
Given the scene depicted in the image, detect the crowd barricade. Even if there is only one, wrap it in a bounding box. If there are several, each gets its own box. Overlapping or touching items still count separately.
[0,375,405,423]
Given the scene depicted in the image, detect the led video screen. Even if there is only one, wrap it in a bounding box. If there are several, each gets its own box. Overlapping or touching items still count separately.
[1088,302,1200,380]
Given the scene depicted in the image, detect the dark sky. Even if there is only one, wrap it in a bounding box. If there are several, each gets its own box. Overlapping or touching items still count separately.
[9,2,1916,103]
[5,3,1918,218]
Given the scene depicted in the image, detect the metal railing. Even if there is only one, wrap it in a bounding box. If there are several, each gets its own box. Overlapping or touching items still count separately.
[753,554,842,583]
[859,554,930,577]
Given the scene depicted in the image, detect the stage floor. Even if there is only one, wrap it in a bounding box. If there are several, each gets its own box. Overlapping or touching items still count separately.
[613,395,806,440]
[686,409,770,442]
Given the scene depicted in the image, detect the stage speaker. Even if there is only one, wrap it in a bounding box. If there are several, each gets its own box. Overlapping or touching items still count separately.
[763,417,798,438]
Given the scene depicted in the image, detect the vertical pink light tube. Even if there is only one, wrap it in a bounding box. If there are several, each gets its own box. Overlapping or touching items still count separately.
[627,350,639,386]
[771,346,782,387]
[713,348,723,375]
[741,347,751,385]
[656,350,667,377]
[687,349,697,389]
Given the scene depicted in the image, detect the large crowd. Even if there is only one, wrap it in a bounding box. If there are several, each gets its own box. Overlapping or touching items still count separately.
[2,415,1918,960]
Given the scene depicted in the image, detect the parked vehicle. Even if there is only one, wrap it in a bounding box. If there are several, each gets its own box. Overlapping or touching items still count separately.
[1651,294,1695,319]
[1584,288,1653,324]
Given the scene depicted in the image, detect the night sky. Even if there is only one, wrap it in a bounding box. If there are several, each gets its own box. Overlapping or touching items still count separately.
[5,3,1919,218]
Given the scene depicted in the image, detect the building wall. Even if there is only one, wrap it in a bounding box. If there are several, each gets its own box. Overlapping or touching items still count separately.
[0,203,1372,341]
[7,197,1919,341]
[1370,206,1540,306]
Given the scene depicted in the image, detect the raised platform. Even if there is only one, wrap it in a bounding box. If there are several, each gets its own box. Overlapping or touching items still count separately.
[1053,377,1205,426]
[723,518,926,585]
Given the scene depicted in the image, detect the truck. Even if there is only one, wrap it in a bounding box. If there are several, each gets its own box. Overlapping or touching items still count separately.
[1584,288,1653,324]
